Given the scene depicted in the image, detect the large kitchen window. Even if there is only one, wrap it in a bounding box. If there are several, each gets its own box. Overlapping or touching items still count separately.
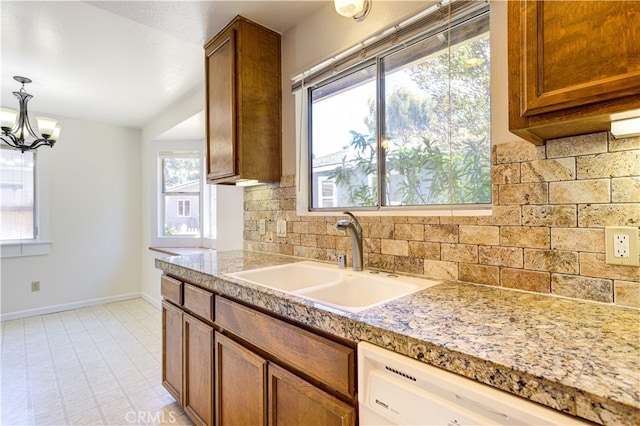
[299,2,491,214]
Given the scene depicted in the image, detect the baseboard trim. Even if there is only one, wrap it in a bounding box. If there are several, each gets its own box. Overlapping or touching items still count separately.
[0,293,142,321]
[141,292,161,309]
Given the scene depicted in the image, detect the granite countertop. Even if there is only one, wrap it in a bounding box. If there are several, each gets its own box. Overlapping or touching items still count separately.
[155,250,639,425]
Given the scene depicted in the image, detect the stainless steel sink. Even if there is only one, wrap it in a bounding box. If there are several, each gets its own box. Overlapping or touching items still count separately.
[226,261,440,313]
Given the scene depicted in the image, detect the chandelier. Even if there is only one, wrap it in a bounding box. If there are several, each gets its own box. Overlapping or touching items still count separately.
[1,76,61,153]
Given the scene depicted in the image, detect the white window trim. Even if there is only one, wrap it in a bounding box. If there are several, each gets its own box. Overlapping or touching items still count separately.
[1,148,51,259]
[151,141,209,248]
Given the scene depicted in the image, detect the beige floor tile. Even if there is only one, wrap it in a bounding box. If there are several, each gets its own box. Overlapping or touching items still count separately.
[1,299,189,426]
[66,397,98,417]
[98,396,134,417]
[69,407,103,426]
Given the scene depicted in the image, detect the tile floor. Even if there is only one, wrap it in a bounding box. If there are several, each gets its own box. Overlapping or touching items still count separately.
[1,298,193,425]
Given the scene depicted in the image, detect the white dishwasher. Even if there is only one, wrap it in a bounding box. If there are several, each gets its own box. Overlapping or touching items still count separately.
[358,342,588,425]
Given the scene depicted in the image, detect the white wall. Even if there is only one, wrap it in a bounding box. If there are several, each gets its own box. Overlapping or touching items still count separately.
[0,116,142,319]
[140,86,204,307]
[139,83,245,306]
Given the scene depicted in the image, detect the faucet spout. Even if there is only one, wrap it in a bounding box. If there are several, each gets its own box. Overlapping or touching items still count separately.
[335,211,363,271]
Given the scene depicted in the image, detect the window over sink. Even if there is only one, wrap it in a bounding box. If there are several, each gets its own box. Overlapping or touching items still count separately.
[295,2,492,215]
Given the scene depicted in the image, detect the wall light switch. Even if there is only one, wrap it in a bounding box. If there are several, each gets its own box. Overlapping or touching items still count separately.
[276,219,287,237]
[605,227,639,266]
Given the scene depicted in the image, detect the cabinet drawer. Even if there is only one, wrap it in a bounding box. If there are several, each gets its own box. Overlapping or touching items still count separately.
[184,284,214,323]
[216,297,355,399]
[161,275,182,305]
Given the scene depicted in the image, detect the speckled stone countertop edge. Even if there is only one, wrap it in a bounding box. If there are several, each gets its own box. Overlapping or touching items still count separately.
[154,251,639,425]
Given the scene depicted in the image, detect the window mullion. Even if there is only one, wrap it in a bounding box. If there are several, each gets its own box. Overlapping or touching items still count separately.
[376,57,385,209]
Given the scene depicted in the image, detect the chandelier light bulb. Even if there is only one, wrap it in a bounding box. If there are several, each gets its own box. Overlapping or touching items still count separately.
[36,117,58,138]
[0,108,18,130]
[50,125,61,142]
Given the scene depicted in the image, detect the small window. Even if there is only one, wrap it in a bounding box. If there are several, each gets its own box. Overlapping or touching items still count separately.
[161,152,201,236]
[0,146,36,240]
[306,5,491,213]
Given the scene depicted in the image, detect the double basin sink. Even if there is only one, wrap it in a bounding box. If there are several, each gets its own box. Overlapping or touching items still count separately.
[226,261,440,313]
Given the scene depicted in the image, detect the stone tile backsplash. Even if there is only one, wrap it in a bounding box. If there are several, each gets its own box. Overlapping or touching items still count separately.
[244,132,640,308]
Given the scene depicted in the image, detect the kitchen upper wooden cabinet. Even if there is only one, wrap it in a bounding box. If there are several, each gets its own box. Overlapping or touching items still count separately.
[508,0,640,144]
[205,16,281,184]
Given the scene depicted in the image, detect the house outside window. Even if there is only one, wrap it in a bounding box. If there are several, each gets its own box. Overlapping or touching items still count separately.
[305,3,491,213]
[161,151,200,236]
[0,146,35,240]
[317,176,338,208]
[177,199,191,217]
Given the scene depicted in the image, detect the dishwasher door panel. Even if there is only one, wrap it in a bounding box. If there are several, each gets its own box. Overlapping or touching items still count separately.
[357,342,587,426]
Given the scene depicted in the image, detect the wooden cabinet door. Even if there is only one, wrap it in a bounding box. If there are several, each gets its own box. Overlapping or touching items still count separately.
[204,16,281,184]
[162,301,183,404]
[517,1,640,116]
[215,332,267,426]
[508,0,640,143]
[268,363,356,426]
[206,27,237,182]
[183,313,214,426]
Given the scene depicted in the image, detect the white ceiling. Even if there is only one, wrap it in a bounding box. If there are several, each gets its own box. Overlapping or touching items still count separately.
[1,1,327,131]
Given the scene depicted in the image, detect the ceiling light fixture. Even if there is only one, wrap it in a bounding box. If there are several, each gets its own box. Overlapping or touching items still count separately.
[1,76,61,153]
[335,0,372,22]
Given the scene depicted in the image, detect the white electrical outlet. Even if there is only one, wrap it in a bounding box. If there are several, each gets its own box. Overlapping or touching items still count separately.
[31,281,40,292]
[259,219,266,235]
[276,219,287,237]
[605,227,639,266]
[614,234,630,258]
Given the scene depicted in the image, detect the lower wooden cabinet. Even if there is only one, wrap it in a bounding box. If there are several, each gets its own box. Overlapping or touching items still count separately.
[161,277,215,426]
[268,363,356,426]
[183,313,214,426]
[162,275,356,426]
[215,331,356,426]
[215,332,267,425]
[162,301,183,403]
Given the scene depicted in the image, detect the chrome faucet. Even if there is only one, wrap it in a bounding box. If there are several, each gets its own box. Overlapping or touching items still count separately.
[335,211,363,271]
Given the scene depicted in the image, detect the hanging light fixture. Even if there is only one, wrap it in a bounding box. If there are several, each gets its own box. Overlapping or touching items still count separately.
[1,76,61,153]
[334,0,372,22]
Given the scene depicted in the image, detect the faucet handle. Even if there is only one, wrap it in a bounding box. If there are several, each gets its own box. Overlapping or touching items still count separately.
[342,211,362,233]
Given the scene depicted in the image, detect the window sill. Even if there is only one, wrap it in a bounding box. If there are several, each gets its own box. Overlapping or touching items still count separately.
[1,240,52,259]
[296,205,494,217]
[148,246,215,256]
